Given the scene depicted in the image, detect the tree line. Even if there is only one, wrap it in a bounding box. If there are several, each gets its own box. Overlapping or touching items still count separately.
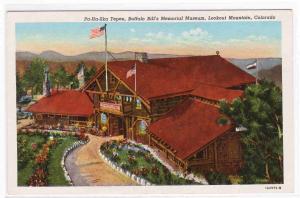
[17,58,96,100]
[220,80,283,184]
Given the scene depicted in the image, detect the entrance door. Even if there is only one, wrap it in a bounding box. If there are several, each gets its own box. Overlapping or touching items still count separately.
[108,115,125,136]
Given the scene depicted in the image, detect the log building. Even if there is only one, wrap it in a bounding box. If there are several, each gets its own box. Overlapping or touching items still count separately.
[27,54,256,174]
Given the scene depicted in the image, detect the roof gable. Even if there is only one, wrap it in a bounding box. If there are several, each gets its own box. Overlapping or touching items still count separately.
[149,98,233,160]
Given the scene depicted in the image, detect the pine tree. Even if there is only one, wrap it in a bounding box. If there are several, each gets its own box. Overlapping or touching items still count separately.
[85,66,97,82]
[16,72,25,101]
[52,65,70,90]
[219,80,283,184]
[22,58,47,97]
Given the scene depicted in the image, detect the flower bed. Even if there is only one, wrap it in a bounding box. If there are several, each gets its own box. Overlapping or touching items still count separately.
[100,140,198,185]
[28,139,57,186]
[17,130,89,186]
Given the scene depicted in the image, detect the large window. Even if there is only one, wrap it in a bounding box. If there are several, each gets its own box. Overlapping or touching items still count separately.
[100,113,108,125]
[136,99,142,109]
[137,120,148,135]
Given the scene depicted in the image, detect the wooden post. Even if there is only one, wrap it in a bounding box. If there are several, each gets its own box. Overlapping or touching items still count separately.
[214,141,218,171]
[131,116,135,140]
[148,134,151,146]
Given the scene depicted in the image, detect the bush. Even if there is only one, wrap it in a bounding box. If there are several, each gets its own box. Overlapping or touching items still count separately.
[128,155,137,165]
[140,167,149,177]
[17,136,33,170]
[205,171,231,185]
[151,166,159,175]
[120,162,130,170]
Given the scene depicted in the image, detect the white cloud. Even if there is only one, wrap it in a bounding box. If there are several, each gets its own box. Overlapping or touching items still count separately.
[181,28,211,40]
[145,31,173,40]
[130,28,136,33]
[227,35,270,44]
[246,35,268,41]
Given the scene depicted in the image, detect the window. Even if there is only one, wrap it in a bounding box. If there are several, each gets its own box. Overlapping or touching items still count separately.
[100,113,108,125]
[115,95,122,103]
[136,99,142,109]
[138,120,148,135]
[125,96,132,103]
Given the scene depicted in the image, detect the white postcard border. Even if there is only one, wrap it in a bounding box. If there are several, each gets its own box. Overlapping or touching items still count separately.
[5,8,295,196]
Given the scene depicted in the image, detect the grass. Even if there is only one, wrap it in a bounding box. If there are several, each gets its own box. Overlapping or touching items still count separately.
[17,133,78,186]
[18,160,35,186]
[17,134,47,186]
[101,142,193,185]
[47,136,77,186]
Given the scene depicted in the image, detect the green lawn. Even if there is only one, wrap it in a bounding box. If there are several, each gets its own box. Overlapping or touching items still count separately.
[18,160,35,186]
[17,134,47,186]
[101,141,193,185]
[47,136,77,186]
[17,133,78,186]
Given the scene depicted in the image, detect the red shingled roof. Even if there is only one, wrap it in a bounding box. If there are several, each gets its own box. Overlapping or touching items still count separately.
[149,83,244,102]
[27,90,93,116]
[104,55,255,101]
[148,98,233,160]
[190,84,244,102]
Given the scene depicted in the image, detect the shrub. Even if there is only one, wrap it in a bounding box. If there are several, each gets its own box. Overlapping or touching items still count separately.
[151,166,160,175]
[140,167,149,177]
[144,153,154,163]
[120,162,130,170]
[28,168,47,186]
[205,171,231,185]
[128,155,137,165]
[17,136,33,170]
[132,168,141,176]
[75,132,88,141]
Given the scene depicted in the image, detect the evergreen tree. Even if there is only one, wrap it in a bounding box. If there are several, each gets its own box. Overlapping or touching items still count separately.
[68,74,79,89]
[85,66,97,82]
[52,65,70,90]
[22,58,47,97]
[219,80,283,184]
[16,72,25,101]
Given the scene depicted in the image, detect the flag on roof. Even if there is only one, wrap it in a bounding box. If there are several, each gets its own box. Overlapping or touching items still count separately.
[126,65,136,78]
[246,61,257,70]
[90,25,105,39]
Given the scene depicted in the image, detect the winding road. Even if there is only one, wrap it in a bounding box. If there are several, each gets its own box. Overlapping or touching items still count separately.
[65,134,137,186]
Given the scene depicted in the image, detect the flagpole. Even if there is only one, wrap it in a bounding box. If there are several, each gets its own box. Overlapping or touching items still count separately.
[134,53,137,93]
[256,58,258,85]
[105,24,108,92]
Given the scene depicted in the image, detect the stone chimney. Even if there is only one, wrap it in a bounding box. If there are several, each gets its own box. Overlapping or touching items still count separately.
[43,67,51,97]
[136,52,148,63]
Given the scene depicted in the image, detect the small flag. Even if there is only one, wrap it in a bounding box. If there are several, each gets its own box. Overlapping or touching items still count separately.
[90,25,105,39]
[126,65,136,78]
[246,61,257,70]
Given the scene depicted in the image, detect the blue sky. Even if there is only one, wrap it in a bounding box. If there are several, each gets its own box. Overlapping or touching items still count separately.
[16,22,281,58]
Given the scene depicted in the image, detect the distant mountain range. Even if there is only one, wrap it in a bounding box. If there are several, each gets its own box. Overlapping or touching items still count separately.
[16,50,186,62]
[16,50,282,86]
[258,64,282,87]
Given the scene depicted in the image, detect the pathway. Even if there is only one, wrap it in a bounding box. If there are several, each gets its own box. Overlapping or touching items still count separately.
[65,134,137,186]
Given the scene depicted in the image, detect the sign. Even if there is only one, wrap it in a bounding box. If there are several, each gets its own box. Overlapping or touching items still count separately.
[100,102,122,114]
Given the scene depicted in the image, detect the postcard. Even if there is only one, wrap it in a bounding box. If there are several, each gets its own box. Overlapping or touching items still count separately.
[5,9,294,196]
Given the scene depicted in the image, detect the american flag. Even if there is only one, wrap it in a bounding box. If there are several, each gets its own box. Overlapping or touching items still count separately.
[90,25,105,39]
[126,65,136,78]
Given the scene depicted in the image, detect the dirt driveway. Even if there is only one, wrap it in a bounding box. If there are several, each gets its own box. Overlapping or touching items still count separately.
[65,134,137,186]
